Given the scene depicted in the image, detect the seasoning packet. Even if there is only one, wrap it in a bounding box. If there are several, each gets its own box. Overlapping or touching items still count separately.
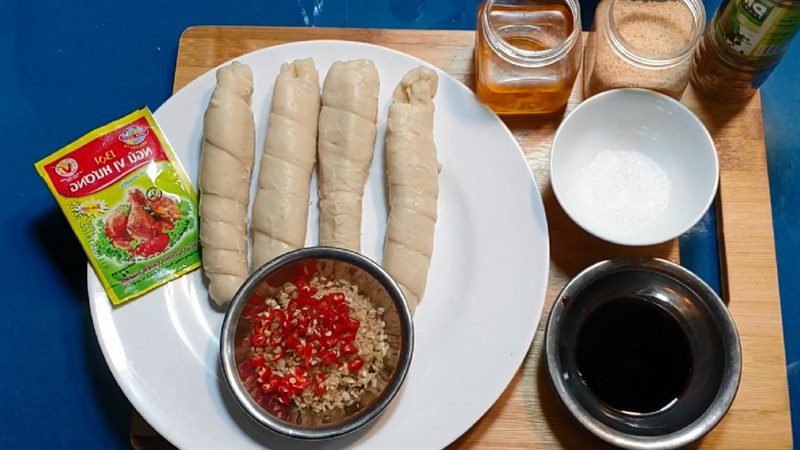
[35,108,200,305]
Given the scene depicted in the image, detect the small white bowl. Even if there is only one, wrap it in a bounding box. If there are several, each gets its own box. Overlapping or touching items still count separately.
[550,89,718,246]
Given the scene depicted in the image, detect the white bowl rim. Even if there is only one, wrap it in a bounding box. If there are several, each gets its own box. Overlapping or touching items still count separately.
[549,88,720,247]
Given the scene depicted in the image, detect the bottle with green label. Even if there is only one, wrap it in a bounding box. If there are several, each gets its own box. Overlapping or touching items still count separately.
[690,0,800,101]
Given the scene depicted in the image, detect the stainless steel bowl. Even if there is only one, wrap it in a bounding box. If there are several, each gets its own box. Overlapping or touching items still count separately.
[220,247,414,440]
[545,257,741,449]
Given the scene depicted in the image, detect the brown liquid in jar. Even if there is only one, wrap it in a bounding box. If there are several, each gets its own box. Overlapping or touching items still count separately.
[475,1,578,114]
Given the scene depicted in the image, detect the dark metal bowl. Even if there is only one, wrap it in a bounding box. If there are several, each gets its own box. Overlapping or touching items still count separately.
[545,257,741,449]
[220,247,414,440]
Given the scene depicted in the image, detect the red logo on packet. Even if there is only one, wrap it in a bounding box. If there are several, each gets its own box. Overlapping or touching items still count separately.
[43,117,168,197]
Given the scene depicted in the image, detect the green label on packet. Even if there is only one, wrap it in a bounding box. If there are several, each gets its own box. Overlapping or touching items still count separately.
[716,0,800,62]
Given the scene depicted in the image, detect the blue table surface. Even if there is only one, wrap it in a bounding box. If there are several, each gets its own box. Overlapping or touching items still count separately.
[1,1,797,447]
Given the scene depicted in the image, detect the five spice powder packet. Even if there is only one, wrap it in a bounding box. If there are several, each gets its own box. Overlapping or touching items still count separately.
[34,107,200,305]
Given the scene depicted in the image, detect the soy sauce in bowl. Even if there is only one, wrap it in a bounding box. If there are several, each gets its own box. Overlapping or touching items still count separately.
[575,298,693,414]
[545,257,742,449]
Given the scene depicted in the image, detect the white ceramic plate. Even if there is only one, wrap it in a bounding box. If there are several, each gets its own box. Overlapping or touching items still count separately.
[88,41,549,449]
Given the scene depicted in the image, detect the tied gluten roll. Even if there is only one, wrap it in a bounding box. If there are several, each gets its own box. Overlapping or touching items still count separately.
[251,58,321,268]
[317,60,380,252]
[199,62,255,304]
[382,66,439,314]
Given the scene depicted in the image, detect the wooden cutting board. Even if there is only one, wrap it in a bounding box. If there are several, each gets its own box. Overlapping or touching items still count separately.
[172,26,792,448]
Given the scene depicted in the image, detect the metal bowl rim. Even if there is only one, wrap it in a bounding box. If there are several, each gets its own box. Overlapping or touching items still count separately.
[544,256,741,450]
[220,246,415,440]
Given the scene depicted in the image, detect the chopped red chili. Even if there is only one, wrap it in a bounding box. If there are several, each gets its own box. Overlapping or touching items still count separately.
[250,354,265,367]
[251,333,266,347]
[347,358,364,373]
[243,277,364,406]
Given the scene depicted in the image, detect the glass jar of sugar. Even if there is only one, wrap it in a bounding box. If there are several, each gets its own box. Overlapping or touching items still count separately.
[583,0,705,99]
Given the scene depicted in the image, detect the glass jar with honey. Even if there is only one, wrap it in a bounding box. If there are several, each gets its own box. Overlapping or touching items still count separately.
[474,0,582,114]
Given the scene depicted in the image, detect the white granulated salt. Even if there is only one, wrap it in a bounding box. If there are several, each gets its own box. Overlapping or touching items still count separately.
[577,150,671,227]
